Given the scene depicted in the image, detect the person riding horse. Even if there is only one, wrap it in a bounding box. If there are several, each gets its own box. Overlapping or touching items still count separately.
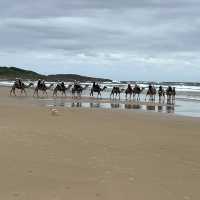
[92,82,100,90]
[15,78,22,88]
[74,81,82,91]
[158,86,164,95]
[60,81,65,90]
[166,86,172,94]
[37,79,42,88]
[148,84,153,93]
[128,84,132,91]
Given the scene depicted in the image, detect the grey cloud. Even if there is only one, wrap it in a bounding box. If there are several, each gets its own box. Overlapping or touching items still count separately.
[0,0,200,80]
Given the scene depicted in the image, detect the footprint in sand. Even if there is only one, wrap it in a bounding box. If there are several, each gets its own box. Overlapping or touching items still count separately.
[99,179,105,183]
[27,170,33,174]
[129,176,135,182]
[96,193,101,197]
[105,170,111,175]
[184,196,191,200]
[65,186,71,190]
[12,193,20,197]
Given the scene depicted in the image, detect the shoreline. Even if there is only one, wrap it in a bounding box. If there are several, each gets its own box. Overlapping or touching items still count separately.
[1,85,200,118]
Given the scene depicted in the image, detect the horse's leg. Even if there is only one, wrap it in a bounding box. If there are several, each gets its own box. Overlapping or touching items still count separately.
[110,92,113,99]
[35,89,40,98]
[24,89,27,96]
[159,95,161,103]
[33,88,37,97]
[13,90,16,96]
[10,88,13,96]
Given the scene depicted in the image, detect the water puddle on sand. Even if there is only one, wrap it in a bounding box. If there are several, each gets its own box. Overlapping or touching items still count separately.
[25,96,200,117]
[47,100,176,115]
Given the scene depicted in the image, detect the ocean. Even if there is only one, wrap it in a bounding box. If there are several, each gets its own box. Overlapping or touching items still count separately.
[1,80,200,118]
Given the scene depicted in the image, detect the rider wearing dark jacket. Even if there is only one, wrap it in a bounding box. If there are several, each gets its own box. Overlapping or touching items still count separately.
[149,84,153,92]
[61,82,65,90]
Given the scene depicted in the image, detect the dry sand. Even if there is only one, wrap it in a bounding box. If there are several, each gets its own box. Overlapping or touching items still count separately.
[0,86,200,199]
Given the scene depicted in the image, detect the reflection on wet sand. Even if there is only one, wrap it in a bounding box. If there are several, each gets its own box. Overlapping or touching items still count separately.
[158,105,163,112]
[90,102,100,108]
[50,100,175,114]
[146,104,156,111]
[166,105,175,113]
[71,102,82,107]
[111,103,120,108]
[158,104,175,113]
[125,103,141,109]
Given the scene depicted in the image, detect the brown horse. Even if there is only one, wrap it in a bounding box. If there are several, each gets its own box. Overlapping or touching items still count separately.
[33,82,54,97]
[132,85,145,101]
[145,86,156,101]
[10,81,33,96]
[110,86,122,99]
[125,84,133,99]
[71,84,89,98]
[90,85,107,98]
[158,86,165,103]
[53,83,72,97]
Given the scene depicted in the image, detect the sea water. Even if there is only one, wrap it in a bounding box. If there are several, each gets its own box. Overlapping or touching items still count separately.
[1,80,200,118]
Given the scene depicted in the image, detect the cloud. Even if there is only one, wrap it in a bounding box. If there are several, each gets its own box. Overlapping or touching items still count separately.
[0,0,200,81]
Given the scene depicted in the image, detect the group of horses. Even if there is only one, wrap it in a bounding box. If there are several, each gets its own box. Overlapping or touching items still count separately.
[111,84,176,102]
[9,80,176,102]
[9,80,107,98]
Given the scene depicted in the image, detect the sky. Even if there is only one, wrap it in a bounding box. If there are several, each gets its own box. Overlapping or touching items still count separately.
[0,0,200,81]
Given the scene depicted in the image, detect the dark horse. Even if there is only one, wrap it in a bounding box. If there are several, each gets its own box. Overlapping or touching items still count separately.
[90,85,107,98]
[132,85,145,101]
[125,84,133,99]
[145,86,156,101]
[71,84,88,98]
[33,81,54,97]
[166,86,176,104]
[53,83,72,97]
[110,86,122,99]
[158,86,165,103]
[10,80,33,96]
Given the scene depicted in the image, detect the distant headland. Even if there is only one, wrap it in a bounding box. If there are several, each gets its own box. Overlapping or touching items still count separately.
[0,66,112,82]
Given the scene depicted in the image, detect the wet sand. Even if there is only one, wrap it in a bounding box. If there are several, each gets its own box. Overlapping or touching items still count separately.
[0,86,200,199]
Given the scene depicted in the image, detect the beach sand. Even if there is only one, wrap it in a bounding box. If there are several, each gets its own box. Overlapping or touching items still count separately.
[0,86,200,199]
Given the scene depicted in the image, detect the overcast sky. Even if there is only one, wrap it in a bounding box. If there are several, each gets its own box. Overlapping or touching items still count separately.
[0,0,200,81]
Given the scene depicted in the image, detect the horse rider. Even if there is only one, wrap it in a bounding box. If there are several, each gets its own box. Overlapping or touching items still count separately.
[37,79,41,88]
[158,86,163,94]
[128,84,132,90]
[41,80,46,89]
[172,87,176,99]
[16,78,22,88]
[93,82,96,88]
[61,81,65,90]
[167,86,173,93]
[148,84,153,93]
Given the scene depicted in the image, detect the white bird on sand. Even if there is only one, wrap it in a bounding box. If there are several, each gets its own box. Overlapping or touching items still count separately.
[50,108,59,116]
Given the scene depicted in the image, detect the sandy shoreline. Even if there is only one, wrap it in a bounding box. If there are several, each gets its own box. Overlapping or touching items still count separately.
[0,86,200,199]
